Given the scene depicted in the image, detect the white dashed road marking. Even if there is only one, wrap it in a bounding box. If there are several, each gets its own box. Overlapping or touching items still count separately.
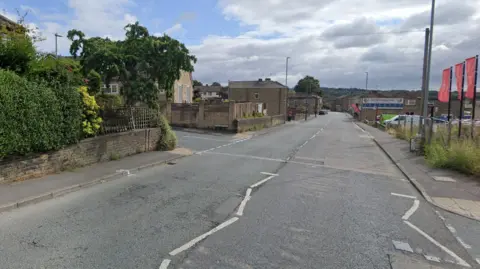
[391,192,417,199]
[236,188,252,216]
[404,220,471,267]
[402,199,420,220]
[456,237,472,249]
[169,217,239,256]
[159,259,171,269]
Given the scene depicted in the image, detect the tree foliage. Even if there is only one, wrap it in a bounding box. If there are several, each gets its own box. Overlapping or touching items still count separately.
[0,70,82,158]
[211,82,221,86]
[78,86,102,137]
[86,69,102,95]
[294,76,322,96]
[28,54,84,86]
[67,21,197,108]
[193,80,202,86]
[0,25,36,75]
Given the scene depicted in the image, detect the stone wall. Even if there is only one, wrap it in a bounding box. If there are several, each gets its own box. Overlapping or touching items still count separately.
[0,128,161,182]
[235,115,285,132]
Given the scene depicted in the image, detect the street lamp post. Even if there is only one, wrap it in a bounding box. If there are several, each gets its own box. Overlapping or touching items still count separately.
[285,57,290,88]
[365,72,369,91]
[54,33,62,57]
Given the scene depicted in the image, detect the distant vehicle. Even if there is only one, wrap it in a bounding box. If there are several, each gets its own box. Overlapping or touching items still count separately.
[319,110,328,115]
[384,115,422,126]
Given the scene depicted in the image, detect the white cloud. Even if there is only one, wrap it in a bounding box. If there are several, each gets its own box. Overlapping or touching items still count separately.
[9,0,480,90]
[189,0,480,90]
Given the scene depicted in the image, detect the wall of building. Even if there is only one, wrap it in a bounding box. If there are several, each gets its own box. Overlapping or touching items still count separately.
[229,88,287,116]
[174,71,193,103]
[0,129,161,182]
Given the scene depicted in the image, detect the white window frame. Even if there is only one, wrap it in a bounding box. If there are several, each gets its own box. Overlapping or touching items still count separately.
[110,84,119,94]
[406,99,416,106]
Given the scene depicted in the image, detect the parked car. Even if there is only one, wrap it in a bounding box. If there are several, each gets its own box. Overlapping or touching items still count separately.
[319,110,326,115]
[384,115,422,127]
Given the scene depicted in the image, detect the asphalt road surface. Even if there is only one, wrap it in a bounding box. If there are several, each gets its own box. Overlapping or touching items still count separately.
[0,112,478,269]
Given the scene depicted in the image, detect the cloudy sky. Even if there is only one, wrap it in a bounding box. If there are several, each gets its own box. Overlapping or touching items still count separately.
[1,0,479,90]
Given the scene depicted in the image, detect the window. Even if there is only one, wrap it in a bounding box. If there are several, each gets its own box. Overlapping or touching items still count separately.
[110,84,119,94]
[254,92,259,99]
[406,99,416,105]
[208,92,212,96]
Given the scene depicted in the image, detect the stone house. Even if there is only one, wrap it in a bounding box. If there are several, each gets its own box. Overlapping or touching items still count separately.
[194,85,223,100]
[228,78,288,116]
[103,70,193,103]
[0,14,19,31]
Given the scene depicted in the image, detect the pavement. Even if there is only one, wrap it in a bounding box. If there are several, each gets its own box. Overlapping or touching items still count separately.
[357,121,480,266]
[1,112,479,269]
[357,122,480,222]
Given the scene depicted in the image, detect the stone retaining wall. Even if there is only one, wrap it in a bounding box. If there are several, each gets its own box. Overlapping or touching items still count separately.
[0,128,161,182]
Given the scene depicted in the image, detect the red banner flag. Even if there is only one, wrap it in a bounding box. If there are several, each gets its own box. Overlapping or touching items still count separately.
[465,56,477,99]
[438,68,451,103]
[455,62,464,100]
[351,103,360,113]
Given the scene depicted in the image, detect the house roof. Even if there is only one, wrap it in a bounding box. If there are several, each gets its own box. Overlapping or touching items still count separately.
[229,79,287,89]
[194,86,223,93]
[0,14,17,26]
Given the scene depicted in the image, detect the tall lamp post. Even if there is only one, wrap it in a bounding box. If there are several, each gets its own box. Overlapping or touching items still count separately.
[54,33,62,57]
[285,57,290,87]
[424,0,436,119]
[365,71,369,91]
[285,56,291,122]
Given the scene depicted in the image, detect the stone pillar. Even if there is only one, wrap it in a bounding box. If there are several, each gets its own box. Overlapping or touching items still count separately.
[197,100,205,128]
[228,101,236,130]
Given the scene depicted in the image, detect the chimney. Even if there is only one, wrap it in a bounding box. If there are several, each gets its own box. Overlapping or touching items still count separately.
[258,78,262,82]
[265,78,271,81]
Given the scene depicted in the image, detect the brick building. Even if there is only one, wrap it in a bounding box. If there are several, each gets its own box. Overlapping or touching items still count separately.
[228,78,288,116]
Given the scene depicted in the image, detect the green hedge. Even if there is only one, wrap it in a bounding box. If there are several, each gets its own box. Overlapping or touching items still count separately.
[0,70,82,158]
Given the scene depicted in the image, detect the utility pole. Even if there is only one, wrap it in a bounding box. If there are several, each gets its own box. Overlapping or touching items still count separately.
[420,28,430,134]
[54,33,62,57]
[365,72,369,91]
[424,0,436,117]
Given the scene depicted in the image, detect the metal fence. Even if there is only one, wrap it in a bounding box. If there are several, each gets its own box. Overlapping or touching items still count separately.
[383,116,480,147]
[99,106,160,135]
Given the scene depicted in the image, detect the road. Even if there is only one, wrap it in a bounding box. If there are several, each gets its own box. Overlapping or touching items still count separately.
[0,112,478,268]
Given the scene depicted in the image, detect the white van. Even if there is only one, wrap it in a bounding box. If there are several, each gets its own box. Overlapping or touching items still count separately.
[384,115,422,126]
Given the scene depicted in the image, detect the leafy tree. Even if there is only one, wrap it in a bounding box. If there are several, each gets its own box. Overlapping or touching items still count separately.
[0,25,36,74]
[86,70,102,95]
[67,21,197,108]
[28,54,84,86]
[211,82,221,86]
[294,76,322,96]
[193,80,202,86]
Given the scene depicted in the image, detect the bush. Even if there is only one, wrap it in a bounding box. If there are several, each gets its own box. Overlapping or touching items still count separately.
[96,94,123,109]
[0,70,71,157]
[86,70,102,95]
[28,54,84,87]
[156,115,177,151]
[78,86,102,137]
[425,139,480,176]
[0,27,36,75]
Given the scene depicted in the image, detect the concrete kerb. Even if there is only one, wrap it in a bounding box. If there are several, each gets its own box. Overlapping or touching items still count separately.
[0,154,188,214]
[354,122,480,223]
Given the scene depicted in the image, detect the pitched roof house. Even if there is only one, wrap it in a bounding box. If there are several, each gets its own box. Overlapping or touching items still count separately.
[228,78,288,116]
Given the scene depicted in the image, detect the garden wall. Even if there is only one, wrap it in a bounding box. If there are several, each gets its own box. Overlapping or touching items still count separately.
[236,115,285,132]
[0,128,161,182]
